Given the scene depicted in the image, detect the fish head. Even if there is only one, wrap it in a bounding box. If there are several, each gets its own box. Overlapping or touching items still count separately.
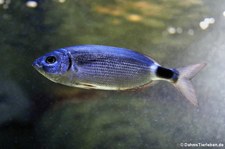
[32,49,70,82]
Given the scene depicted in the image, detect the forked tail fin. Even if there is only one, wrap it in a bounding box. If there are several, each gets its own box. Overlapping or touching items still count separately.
[173,63,206,106]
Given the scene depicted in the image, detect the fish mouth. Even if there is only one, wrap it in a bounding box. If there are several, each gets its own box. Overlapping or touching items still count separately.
[32,60,42,69]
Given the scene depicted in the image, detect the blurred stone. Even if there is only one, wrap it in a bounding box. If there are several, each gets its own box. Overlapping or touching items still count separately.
[36,96,178,149]
[0,79,31,125]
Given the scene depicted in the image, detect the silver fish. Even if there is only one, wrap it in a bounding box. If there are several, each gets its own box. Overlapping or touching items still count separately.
[33,45,206,106]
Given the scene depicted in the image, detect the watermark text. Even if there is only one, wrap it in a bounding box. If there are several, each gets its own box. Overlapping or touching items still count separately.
[179,142,224,148]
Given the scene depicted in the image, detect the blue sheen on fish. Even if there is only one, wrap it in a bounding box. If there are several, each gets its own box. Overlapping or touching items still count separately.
[33,45,206,106]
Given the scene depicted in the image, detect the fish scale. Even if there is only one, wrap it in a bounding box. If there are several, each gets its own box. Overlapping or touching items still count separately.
[76,56,151,88]
[79,63,148,75]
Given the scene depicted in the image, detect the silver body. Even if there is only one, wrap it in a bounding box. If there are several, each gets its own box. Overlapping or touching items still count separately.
[59,45,159,90]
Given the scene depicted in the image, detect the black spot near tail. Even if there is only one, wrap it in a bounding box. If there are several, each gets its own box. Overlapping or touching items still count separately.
[156,66,174,79]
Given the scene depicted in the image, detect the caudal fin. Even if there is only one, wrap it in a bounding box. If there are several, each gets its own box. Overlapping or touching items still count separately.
[173,63,206,106]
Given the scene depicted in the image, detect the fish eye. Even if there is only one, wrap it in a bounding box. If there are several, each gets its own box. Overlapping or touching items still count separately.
[45,56,57,64]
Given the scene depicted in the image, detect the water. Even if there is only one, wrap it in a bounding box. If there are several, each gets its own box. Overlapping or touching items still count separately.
[0,0,225,148]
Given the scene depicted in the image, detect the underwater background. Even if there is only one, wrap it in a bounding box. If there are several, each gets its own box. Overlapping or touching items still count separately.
[1,0,225,148]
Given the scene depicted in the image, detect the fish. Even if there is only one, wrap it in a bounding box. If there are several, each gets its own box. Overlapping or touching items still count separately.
[32,44,206,106]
